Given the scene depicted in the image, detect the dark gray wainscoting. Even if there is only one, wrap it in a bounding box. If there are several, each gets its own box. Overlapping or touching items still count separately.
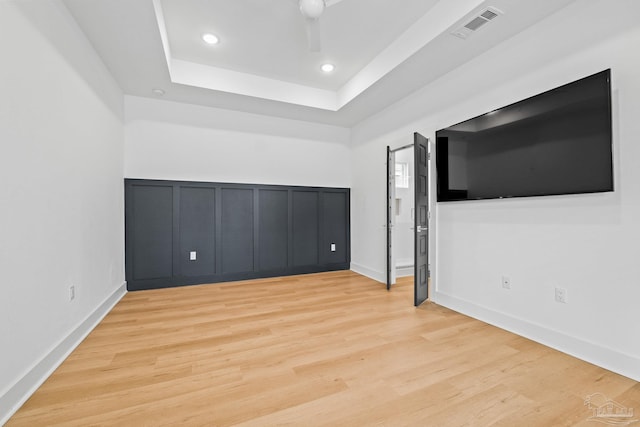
[125,179,350,291]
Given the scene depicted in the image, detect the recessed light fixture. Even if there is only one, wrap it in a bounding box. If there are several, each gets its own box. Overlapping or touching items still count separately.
[202,33,219,45]
[321,63,335,73]
[152,88,165,96]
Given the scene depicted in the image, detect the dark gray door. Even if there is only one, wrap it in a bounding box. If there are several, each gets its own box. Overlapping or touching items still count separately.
[386,146,392,291]
[414,132,429,306]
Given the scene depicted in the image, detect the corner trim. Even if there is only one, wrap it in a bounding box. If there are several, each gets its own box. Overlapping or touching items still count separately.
[0,282,127,425]
[432,290,640,382]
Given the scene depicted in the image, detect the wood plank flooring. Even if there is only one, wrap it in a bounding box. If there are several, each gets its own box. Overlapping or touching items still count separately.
[8,271,639,426]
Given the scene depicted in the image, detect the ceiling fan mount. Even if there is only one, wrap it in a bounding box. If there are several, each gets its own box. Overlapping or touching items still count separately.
[299,0,326,20]
[296,0,344,52]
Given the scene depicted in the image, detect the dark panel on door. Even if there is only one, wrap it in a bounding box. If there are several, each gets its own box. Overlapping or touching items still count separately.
[221,188,254,274]
[414,132,429,306]
[322,192,348,264]
[131,185,173,280]
[386,146,392,290]
[180,187,216,277]
[292,190,319,267]
[258,189,288,270]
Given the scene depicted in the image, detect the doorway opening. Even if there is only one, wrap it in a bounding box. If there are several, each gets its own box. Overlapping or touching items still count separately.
[386,133,430,306]
[388,146,415,286]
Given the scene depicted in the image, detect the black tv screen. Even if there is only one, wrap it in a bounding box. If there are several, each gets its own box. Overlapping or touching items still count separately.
[436,69,613,202]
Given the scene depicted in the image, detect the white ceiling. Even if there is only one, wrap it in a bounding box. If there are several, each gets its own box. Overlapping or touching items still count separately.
[62,0,577,127]
[163,0,440,90]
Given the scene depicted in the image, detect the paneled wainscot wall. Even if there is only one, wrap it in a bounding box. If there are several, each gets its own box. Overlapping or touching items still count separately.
[125,179,350,290]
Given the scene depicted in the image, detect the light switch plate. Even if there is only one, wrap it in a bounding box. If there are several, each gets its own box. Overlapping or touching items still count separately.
[190,251,197,261]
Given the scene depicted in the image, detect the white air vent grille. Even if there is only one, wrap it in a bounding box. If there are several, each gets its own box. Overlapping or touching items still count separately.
[452,7,503,39]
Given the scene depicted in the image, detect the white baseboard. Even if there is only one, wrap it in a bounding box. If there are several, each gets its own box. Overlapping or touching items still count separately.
[351,262,414,280]
[0,282,127,425]
[432,290,640,382]
[396,265,414,277]
[351,262,385,284]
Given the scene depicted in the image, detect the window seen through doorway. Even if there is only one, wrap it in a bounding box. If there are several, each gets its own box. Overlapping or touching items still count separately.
[395,162,409,188]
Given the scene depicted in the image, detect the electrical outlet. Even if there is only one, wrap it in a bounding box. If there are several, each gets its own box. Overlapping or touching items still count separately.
[501,276,511,289]
[555,287,567,304]
[330,243,336,252]
[69,285,75,301]
[190,251,197,261]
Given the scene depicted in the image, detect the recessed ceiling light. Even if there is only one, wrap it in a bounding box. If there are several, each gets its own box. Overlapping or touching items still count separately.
[152,88,165,96]
[321,63,335,73]
[202,33,219,45]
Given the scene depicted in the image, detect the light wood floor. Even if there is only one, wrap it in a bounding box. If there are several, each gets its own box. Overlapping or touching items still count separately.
[8,271,639,426]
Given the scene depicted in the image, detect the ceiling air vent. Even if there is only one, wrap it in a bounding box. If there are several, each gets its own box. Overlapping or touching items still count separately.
[452,7,502,39]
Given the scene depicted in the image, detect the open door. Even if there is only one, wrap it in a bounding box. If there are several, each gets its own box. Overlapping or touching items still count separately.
[414,132,429,306]
[386,146,392,290]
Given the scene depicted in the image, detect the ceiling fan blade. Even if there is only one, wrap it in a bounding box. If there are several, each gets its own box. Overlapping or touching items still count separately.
[306,18,322,52]
[325,0,346,7]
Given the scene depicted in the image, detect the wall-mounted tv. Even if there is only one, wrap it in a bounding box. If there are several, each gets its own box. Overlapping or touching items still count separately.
[436,69,613,202]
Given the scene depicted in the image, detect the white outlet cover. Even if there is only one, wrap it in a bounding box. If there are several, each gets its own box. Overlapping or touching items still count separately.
[555,287,567,303]
[330,243,336,252]
[190,251,197,261]
[501,276,510,289]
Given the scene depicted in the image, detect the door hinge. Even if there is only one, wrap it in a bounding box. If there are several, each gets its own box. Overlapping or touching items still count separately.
[428,153,431,160]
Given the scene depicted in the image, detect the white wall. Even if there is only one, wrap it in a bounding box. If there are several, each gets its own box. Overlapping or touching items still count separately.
[125,96,351,188]
[350,0,640,381]
[0,1,125,421]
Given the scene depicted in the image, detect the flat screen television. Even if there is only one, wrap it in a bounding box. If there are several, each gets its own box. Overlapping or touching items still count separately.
[436,69,613,202]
